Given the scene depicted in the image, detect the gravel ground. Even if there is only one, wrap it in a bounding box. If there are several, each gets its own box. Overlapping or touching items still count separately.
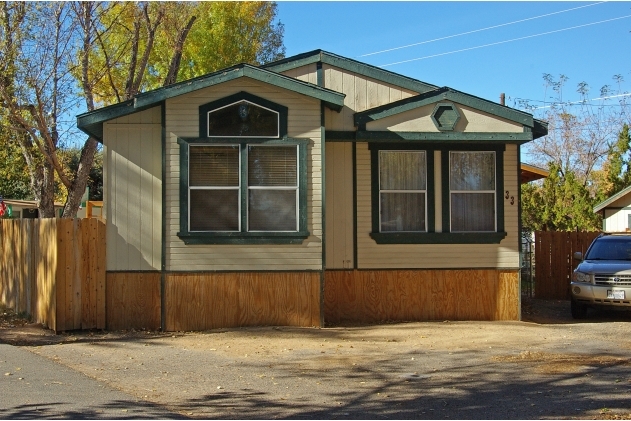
[2,299,631,419]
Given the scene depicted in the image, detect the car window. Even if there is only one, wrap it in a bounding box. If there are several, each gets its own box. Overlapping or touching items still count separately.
[585,238,631,260]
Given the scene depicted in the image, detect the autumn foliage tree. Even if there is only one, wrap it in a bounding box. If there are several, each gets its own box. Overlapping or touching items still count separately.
[0,1,285,218]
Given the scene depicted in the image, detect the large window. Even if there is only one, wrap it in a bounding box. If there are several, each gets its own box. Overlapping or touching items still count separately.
[449,151,496,232]
[379,151,427,232]
[187,144,299,233]
[370,143,505,244]
[178,92,308,245]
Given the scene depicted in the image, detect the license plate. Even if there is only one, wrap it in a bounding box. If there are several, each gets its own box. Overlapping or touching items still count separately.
[607,290,625,299]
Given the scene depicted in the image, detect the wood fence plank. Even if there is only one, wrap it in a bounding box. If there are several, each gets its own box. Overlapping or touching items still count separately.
[72,219,82,329]
[96,220,106,329]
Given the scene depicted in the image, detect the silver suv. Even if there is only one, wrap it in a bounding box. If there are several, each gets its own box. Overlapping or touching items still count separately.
[571,233,631,318]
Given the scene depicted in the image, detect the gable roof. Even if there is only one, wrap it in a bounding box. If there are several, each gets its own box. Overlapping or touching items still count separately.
[77,63,346,141]
[594,185,631,213]
[262,49,438,94]
[353,86,548,139]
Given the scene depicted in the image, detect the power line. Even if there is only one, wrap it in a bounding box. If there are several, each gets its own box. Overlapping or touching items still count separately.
[514,93,631,110]
[379,15,631,67]
[358,1,606,58]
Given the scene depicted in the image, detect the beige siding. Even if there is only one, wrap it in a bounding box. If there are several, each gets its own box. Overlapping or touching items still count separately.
[356,143,520,269]
[366,103,523,132]
[165,78,322,271]
[104,107,162,271]
[322,64,419,131]
[280,63,318,85]
[325,142,354,269]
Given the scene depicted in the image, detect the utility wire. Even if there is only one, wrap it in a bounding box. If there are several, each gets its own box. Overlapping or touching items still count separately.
[379,15,631,67]
[514,93,631,109]
[358,2,606,58]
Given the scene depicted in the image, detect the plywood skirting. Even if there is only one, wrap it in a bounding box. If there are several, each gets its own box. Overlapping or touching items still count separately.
[324,269,519,324]
[106,272,161,330]
[165,272,321,331]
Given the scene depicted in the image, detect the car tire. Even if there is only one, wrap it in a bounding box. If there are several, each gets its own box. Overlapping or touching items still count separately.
[571,299,588,319]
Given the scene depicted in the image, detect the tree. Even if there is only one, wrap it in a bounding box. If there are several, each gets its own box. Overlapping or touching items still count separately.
[0,1,285,218]
[596,124,631,200]
[521,162,601,231]
[520,74,630,189]
[0,2,76,217]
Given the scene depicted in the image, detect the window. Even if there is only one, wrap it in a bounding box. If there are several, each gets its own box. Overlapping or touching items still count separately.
[379,151,427,232]
[178,92,308,245]
[370,143,505,244]
[449,151,496,232]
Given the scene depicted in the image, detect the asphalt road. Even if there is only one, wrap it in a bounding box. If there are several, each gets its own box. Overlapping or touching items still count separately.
[0,343,184,419]
[2,299,631,419]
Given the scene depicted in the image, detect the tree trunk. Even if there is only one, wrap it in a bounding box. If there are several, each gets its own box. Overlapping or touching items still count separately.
[61,137,99,218]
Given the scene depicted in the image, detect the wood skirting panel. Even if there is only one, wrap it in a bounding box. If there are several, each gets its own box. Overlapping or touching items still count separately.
[164,272,321,331]
[106,272,161,330]
[324,269,519,324]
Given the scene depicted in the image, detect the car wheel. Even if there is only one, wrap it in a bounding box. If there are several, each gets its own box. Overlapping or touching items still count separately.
[571,299,588,319]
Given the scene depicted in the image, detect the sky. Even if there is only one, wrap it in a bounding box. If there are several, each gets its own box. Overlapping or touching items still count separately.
[276,1,631,112]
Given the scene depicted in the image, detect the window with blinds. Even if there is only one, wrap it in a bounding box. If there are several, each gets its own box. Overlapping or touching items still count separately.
[189,145,240,231]
[248,145,298,231]
[187,144,299,233]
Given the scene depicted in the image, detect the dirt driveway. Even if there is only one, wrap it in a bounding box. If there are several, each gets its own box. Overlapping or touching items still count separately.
[2,298,631,419]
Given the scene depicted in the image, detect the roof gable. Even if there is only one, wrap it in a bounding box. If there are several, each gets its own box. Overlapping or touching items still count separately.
[77,63,345,141]
[355,87,533,128]
[594,185,631,213]
[262,49,438,94]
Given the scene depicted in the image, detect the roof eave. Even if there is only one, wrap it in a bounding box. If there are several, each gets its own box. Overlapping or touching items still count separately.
[594,184,631,213]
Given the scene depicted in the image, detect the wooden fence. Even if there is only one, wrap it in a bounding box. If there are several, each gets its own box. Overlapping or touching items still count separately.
[0,218,106,331]
[534,231,600,299]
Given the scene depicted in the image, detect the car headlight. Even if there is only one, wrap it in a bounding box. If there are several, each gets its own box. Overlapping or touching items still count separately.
[572,271,591,283]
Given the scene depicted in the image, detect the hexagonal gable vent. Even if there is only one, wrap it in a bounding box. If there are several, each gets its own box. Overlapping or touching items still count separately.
[431,102,460,131]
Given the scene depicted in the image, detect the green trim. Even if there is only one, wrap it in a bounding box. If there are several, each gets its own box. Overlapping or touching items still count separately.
[352,142,358,270]
[319,65,326,326]
[77,63,345,142]
[198,91,288,138]
[177,137,309,245]
[370,144,435,234]
[430,102,461,131]
[134,65,344,111]
[76,101,158,142]
[327,130,533,143]
[370,232,507,244]
[356,131,532,143]
[355,87,534,128]
[533,119,549,140]
[160,102,166,332]
[262,49,437,94]
[325,131,357,141]
[178,232,310,245]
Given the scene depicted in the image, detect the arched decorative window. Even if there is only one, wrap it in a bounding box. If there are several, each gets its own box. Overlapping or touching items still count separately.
[199,91,287,138]
[178,92,307,245]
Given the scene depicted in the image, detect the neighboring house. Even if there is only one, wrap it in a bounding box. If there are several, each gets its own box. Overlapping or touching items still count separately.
[3,199,64,219]
[594,185,631,232]
[520,163,549,184]
[77,49,548,331]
